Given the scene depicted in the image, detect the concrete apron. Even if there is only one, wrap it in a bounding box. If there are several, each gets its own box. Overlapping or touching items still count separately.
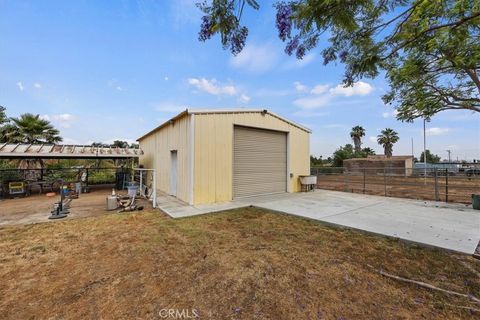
[156,190,480,255]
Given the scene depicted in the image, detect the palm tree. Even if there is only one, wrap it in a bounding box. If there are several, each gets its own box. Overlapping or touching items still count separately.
[0,123,21,143]
[377,128,399,157]
[350,125,365,153]
[8,113,62,144]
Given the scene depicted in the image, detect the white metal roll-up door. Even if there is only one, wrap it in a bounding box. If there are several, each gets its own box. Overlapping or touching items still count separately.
[233,126,287,198]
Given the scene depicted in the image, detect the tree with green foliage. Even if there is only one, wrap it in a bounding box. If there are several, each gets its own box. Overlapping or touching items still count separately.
[333,144,356,167]
[0,113,62,144]
[0,106,7,125]
[332,144,376,167]
[377,128,399,157]
[419,149,441,163]
[362,147,376,157]
[111,140,129,148]
[197,1,480,121]
[350,125,366,153]
[310,155,323,166]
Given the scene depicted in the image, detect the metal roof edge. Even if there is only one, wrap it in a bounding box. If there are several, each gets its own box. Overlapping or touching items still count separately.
[137,109,189,141]
[137,108,311,141]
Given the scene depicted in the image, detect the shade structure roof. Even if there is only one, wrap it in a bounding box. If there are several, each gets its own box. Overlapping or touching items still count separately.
[0,143,143,159]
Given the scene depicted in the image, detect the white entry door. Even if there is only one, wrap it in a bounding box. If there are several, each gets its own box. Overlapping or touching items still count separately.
[170,150,177,196]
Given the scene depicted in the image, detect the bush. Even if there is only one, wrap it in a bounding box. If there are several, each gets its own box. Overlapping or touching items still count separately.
[88,170,116,184]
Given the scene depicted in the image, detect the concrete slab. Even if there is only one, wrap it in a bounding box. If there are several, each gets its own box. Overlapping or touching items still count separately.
[156,190,480,254]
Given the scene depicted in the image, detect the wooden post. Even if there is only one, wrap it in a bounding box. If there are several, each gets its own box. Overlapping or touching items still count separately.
[434,168,439,201]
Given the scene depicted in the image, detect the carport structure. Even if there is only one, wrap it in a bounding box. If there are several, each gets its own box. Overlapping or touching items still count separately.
[0,143,144,196]
[0,143,142,159]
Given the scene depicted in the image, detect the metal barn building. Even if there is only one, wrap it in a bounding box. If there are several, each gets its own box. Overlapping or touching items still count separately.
[137,109,311,205]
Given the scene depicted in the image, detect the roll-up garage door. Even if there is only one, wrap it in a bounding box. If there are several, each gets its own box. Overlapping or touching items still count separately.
[233,126,287,198]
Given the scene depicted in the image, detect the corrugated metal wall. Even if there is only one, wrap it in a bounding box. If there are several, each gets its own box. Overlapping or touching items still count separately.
[138,115,192,203]
[193,112,310,204]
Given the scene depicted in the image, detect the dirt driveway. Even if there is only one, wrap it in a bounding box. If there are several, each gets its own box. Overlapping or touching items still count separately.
[0,188,152,226]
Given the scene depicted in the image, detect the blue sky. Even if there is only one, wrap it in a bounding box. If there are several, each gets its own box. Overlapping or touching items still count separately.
[1,0,479,160]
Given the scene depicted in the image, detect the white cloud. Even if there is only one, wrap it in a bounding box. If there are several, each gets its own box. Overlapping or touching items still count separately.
[426,127,450,136]
[53,113,74,121]
[187,78,238,96]
[382,109,398,118]
[294,81,308,93]
[291,81,374,111]
[16,81,24,91]
[108,79,124,91]
[63,137,80,145]
[33,82,42,89]
[230,43,279,73]
[164,76,169,81]
[369,136,377,143]
[41,113,76,128]
[293,95,332,109]
[239,93,251,103]
[329,81,373,96]
[38,113,74,128]
[311,84,329,95]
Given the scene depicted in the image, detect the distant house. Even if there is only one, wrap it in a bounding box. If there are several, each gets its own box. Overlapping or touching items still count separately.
[343,155,414,176]
[138,109,311,205]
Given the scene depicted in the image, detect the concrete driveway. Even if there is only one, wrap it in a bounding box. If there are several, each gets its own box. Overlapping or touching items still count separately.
[156,190,480,254]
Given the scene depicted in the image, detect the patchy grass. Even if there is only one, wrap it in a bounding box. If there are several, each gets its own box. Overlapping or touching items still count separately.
[0,207,479,319]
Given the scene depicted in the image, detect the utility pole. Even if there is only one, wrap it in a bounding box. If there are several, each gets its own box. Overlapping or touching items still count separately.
[411,137,414,159]
[446,150,451,163]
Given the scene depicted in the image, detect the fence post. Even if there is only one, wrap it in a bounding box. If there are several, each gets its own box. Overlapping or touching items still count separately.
[152,169,157,208]
[383,168,387,197]
[363,168,366,194]
[445,168,449,203]
[434,168,439,201]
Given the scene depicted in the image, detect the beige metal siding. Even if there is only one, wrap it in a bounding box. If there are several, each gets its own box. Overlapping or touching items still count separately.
[194,112,309,204]
[233,126,287,197]
[138,115,192,203]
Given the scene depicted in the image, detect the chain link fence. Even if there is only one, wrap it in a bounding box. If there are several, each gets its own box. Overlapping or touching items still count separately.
[311,166,480,204]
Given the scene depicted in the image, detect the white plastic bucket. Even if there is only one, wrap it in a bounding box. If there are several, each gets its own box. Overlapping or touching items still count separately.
[127,185,138,197]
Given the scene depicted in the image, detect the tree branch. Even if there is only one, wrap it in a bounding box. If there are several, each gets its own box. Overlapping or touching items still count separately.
[465,68,480,93]
[367,264,480,304]
[384,12,480,60]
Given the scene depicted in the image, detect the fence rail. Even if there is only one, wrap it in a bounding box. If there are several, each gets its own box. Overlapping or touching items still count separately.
[311,167,480,204]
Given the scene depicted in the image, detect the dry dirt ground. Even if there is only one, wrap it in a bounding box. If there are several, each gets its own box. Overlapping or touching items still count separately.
[0,188,149,226]
[0,207,479,319]
[317,174,480,204]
